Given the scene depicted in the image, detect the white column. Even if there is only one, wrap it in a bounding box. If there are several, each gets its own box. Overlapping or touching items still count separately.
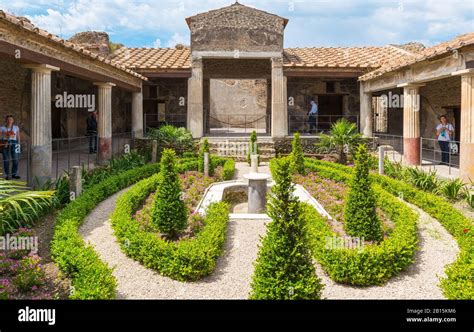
[24,64,59,187]
[187,57,204,138]
[399,83,424,166]
[132,85,144,138]
[94,82,115,164]
[271,57,288,137]
[359,82,373,137]
[453,69,474,180]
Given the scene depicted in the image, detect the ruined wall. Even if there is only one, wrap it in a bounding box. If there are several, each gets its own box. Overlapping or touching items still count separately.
[0,59,31,140]
[209,79,267,129]
[203,59,271,79]
[420,76,461,139]
[189,4,285,53]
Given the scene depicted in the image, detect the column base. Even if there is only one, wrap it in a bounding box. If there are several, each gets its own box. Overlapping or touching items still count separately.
[404,137,421,166]
[98,137,112,165]
[460,142,474,180]
[30,145,52,188]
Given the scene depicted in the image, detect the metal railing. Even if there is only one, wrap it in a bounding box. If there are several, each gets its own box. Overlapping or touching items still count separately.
[1,133,136,186]
[144,113,187,134]
[205,114,270,136]
[420,137,460,175]
[288,115,359,135]
[373,133,404,163]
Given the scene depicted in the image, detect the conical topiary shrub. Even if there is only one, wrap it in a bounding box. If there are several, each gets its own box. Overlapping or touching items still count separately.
[151,149,188,239]
[344,144,382,242]
[290,132,305,175]
[247,130,259,165]
[250,158,323,299]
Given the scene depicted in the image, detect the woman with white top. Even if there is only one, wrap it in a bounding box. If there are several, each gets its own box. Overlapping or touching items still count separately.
[1,115,21,180]
[435,115,455,166]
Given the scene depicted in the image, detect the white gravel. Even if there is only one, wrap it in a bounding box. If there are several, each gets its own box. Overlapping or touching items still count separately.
[79,188,268,299]
[317,202,460,299]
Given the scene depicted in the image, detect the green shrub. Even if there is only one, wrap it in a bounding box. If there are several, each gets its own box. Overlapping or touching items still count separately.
[250,158,323,299]
[290,132,305,175]
[51,162,164,299]
[151,149,188,239]
[405,167,441,193]
[317,118,363,164]
[247,130,259,165]
[147,125,195,155]
[344,145,382,242]
[305,158,473,299]
[111,173,229,281]
[12,255,45,292]
[304,159,418,285]
[440,178,466,201]
[221,159,236,181]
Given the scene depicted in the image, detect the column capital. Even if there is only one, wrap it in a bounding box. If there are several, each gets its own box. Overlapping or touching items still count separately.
[397,82,426,89]
[271,57,284,69]
[452,68,474,77]
[23,64,60,73]
[191,56,203,68]
[93,82,116,88]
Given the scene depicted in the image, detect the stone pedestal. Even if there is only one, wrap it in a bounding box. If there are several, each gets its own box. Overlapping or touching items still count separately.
[250,154,259,173]
[359,83,373,137]
[271,57,288,138]
[132,88,144,138]
[94,82,115,164]
[244,173,270,213]
[69,166,82,198]
[24,64,59,187]
[204,152,209,177]
[187,57,204,138]
[400,83,424,166]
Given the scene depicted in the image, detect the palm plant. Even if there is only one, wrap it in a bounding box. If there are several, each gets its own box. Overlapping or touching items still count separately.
[317,119,363,164]
[0,174,55,234]
[147,125,195,154]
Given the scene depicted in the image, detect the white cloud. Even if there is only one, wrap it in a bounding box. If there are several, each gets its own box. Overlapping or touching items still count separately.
[153,38,162,48]
[0,0,472,47]
[166,32,188,47]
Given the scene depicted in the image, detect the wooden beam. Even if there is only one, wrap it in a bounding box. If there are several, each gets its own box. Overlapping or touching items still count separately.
[137,70,191,78]
[284,69,364,78]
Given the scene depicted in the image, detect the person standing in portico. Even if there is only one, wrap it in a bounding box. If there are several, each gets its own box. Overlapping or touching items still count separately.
[308,99,318,133]
[436,115,455,166]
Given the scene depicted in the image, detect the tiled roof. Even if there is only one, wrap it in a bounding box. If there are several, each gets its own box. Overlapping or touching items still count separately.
[113,47,192,70]
[0,10,147,81]
[283,46,412,69]
[360,32,474,81]
[112,46,412,71]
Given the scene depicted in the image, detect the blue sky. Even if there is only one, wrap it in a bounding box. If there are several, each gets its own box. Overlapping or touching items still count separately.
[1,0,473,48]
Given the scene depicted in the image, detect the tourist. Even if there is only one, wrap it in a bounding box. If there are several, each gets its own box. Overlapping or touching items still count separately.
[436,115,455,165]
[1,115,21,180]
[86,111,98,154]
[308,99,318,133]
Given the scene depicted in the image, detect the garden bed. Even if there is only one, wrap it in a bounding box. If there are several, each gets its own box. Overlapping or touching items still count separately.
[305,158,473,299]
[111,170,230,281]
[297,159,419,286]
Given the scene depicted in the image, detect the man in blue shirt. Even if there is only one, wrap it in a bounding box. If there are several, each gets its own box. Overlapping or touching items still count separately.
[308,99,318,133]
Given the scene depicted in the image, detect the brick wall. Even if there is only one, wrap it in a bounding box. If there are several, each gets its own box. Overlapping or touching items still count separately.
[0,59,31,140]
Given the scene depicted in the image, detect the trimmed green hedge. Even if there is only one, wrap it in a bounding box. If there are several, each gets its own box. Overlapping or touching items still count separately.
[111,172,229,281]
[306,158,474,299]
[51,163,164,299]
[303,160,418,286]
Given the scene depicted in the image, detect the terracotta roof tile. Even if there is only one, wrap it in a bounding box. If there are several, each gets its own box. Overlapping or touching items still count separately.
[112,45,411,71]
[0,10,147,81]
[360,32,474,81]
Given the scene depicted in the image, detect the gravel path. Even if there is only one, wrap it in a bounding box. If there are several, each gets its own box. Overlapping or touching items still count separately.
[317,202,459,299]
[79,188,268,299]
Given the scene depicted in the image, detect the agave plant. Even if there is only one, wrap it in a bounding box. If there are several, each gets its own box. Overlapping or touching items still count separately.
[440,178,466,201]
[0,175,55,235]
[317,119,364,164]
[405,167,441,193]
